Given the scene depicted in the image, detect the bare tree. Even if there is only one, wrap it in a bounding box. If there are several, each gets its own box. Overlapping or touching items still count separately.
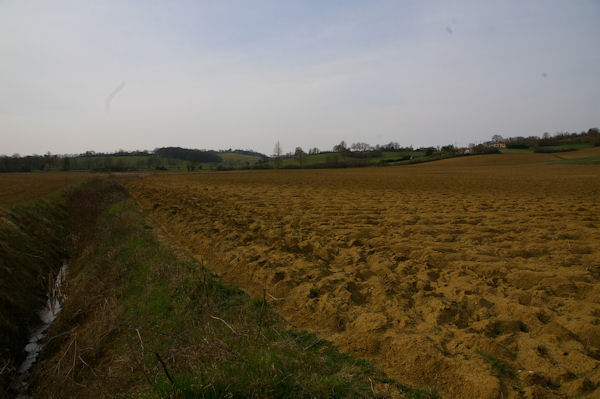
[273,141,282,168]
[333,141,347,153]
[43,151,58,170]
[350,142,372,152]
[60,157,71,171]
[294,146,306,167]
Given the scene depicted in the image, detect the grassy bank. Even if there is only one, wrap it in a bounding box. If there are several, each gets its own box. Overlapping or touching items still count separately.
[0,196,66,395]
[28,180,437,398]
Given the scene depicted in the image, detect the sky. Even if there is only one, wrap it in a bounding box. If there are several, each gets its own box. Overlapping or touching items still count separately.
[1,0,599,156]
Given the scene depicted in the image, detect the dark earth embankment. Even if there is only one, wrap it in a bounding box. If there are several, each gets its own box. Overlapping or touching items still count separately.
[0,196,66,396]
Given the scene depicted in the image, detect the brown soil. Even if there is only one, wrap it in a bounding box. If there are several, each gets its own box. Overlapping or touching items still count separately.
[554,146,600,159]
[123,154,600,398]
[0,172,96,205]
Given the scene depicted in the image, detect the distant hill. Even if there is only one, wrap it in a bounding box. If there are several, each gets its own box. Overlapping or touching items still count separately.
[154,147,221,163]
[219,149,266,158]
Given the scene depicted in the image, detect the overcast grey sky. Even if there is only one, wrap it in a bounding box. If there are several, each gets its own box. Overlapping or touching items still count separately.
[1,1,599,156]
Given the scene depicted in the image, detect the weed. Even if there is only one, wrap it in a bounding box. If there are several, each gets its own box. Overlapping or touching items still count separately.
[476,349,515,379]
[397,386,441,399]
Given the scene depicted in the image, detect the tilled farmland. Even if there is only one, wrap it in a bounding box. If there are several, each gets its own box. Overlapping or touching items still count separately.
[0,172,96,205]
[123,155,600,398]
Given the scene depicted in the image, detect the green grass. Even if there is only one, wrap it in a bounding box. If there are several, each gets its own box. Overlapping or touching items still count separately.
[547,155,600,165]
[269,151,427,169]
[502,143,595,154]
[475,350,515,379]
[538,143,593,151]
[160,157,190,170]
[500,148,534,154]
[218,152,262,167]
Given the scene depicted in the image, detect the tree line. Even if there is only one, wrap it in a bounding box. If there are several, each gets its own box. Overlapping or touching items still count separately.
[2,128,598,173]
[492,128,599,149]
[0,147,225,173]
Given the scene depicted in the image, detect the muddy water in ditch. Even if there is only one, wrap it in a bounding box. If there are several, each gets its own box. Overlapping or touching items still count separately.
[11,264,67,398]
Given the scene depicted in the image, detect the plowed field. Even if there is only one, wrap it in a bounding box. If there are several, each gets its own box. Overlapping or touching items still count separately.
[123,154,600,398]
[0,172,96,205]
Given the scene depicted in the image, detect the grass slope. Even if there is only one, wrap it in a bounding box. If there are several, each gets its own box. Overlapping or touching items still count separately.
[218,152,262,166]
[267,151,430,169]
[538,143,594,151]
[0,196,66,396]
[501,143,594,154]
[546,146,600,164]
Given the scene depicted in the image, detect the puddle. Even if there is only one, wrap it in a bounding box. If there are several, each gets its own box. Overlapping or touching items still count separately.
[11,263,68,397]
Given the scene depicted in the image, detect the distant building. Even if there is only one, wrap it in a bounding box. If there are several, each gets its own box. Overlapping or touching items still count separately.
[490,142,506,149]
